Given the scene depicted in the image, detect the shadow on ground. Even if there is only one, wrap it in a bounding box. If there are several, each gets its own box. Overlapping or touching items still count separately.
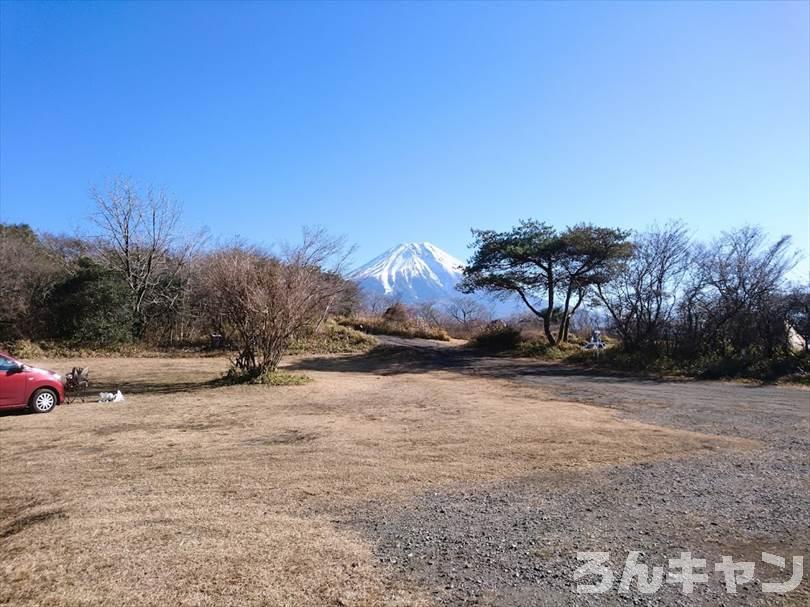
[109,378,225,395]
[286,342,684,385]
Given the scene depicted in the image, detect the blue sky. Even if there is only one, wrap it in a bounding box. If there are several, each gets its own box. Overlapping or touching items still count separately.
[1,1,808,279]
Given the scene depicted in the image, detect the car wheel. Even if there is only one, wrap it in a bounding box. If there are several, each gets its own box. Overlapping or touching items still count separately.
[29,388,57,414]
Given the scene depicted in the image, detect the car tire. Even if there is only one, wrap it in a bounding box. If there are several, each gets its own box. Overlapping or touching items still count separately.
[29,388,57,414]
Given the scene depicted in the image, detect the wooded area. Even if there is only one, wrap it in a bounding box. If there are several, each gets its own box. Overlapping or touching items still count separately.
[1,179,807,380]
[461,219,808,378]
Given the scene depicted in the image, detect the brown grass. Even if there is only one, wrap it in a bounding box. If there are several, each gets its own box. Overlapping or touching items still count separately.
[0,354,754,606]
[337,317,451,341]
[288,321,378,355]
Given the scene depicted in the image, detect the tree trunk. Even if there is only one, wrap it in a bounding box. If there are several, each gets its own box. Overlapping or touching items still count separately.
[562,290,585,342]
[562,315,572,342]
[557,286,573,344]
[544,269,557,345]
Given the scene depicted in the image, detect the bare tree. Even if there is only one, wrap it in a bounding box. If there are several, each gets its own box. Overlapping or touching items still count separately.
[414,301,445,328]
[90,178,200,334]
[198,229,352,379]
[363,292,396,316]
[329,279,362,318]
[595,222,691,350]
[681,226,799,358]
[446,296,492,334]
[40,233,91,273]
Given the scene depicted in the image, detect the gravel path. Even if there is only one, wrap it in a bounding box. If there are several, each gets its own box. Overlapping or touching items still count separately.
[341,341,810,606]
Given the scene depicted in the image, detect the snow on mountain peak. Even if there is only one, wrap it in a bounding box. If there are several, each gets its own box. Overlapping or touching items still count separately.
[351,242,466,303]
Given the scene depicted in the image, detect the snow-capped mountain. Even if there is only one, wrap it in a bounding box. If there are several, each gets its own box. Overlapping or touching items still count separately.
[351,242,465,304]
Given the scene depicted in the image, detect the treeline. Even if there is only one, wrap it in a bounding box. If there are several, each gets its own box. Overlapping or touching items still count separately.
[461,220,809,377]
[0,180,360,379]
[1,181,198,344]
[2,179,808,380]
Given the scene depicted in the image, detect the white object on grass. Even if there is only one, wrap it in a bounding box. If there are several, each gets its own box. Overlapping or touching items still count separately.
[98,390,125,403]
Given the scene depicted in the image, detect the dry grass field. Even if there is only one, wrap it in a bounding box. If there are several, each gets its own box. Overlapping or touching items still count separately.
[0,351,757,606]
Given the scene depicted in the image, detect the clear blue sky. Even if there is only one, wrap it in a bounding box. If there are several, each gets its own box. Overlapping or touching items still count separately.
[1,0,808,278]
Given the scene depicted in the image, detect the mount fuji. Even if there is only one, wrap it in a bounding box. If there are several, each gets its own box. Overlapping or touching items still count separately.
[350,242,466,304]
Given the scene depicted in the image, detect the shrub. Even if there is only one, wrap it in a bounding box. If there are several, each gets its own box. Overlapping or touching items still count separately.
[382,303,410,323]
[469,323,522,351]
[694,352,809,381]
[565,346,675,372]
[4,339,45,359]
[197,231,352,379]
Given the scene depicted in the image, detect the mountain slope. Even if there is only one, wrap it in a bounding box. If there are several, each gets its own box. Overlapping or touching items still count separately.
[351,242,465,304]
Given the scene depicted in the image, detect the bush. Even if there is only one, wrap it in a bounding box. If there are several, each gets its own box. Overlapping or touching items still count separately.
[4,339,45,359]
[198,233,351,379]
[693,352,809,381]
[382,303,410,323]
[565,346,675,372]
[469,323,522,351]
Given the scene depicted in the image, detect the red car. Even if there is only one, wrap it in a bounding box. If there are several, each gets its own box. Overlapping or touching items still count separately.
[0,353,65,413]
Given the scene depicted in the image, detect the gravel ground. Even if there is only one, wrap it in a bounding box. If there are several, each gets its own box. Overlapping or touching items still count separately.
[343,342,810,606]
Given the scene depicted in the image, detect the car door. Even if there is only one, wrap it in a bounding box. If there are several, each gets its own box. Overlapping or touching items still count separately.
[0,356,28,407]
